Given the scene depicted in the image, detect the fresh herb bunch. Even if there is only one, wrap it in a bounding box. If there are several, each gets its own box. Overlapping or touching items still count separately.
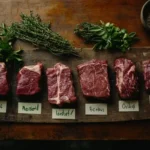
[0,24,22,63]
[74,21,138,52]
[10,12,79,56]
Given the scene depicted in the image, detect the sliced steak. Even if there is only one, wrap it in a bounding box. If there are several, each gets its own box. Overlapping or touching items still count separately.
[77,59,110,99]
[46,63,76,106]
[0,62,9,95]
[142,60,150,92]
[114,58,138,99]
[16,63,43,95]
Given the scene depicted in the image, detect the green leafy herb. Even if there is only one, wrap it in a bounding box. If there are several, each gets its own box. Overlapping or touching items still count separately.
[10,11,79,56]
[0,24,23,63]
[74,21,138,52]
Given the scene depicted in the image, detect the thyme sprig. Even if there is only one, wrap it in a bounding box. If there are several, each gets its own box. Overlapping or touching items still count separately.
[11,12,79,56]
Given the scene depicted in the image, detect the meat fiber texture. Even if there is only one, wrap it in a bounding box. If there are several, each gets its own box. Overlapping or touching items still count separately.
[0,62,9,95]
[77,59,110,99]
[114,58,138,99]
[46,63,76,106]
[142,60,150,92]
[16,62,43,95]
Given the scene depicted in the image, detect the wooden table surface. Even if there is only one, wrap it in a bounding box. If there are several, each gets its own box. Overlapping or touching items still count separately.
[0,0,150,140]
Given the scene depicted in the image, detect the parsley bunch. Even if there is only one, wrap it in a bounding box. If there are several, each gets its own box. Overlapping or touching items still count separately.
[74,21,138,52]
[0,24,22,63]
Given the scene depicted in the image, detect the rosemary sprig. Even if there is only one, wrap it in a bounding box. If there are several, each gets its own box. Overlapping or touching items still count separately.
[74,21,138,52]
[10,12,79,56]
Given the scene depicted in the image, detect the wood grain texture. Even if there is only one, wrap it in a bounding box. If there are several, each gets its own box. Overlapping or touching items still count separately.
[0,0,150,140]
[6,121,150,140]
[0,124,9,140]
[0,46,150,123]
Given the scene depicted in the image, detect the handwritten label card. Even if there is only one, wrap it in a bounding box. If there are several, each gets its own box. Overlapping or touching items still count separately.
[52,109,75,119]
[0,101,7,113]
[85,103,107,115]
[119,100,139,112]
[18,102,41,114]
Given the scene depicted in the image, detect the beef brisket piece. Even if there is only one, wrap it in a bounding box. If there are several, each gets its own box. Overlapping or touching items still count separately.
[142,60,150,92]
[46,63,76,106]
[77,59,110,99]
[114,58,138,99]
[0,62,9,95]
[16,63,43,95]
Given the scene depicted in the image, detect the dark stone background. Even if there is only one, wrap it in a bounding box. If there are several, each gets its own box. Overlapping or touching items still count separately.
[0,140,149,150]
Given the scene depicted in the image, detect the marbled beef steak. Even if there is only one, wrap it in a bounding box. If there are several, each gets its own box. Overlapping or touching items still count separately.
[142,60,150,92]
[77,59,110,99]
[16,62,43,95]
[46,63,76,106]
[114,58,138,99]
[0,62,9,95]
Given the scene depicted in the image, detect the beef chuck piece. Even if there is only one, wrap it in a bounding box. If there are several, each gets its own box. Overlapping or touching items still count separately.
[16,63,43,95]
[142,60,150,92]
[77,59,110,99]
[46,63,76,106]
[0,62,9,95]
[114,58,138,99]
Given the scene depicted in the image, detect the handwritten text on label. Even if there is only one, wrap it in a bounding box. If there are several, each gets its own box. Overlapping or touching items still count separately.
[85,103,107,115]
[18,102,41,114]
[0,101,7,113]
[119,100,139,112]
[52,109,75,119]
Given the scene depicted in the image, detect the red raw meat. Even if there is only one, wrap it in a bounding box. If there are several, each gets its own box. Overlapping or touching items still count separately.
[142,60,150,92]
[114,58,138,99]
[77,59,110,99]
[46,63,76,106]
[16,62,43,95]
[0,62,9,95]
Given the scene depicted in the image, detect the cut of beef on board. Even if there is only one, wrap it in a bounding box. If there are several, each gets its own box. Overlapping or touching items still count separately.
[114,58,138,99]
[77,59,110,99]
[0,62,9,95]
[46,63,76,106]
[142,60,150,92]
[16,62,43,95]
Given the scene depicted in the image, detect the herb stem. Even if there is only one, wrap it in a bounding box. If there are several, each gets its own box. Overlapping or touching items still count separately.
[10,12,79,57]
[74,21,138,52]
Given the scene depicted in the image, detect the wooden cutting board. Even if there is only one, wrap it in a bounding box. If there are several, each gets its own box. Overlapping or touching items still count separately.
[0,40,150,123]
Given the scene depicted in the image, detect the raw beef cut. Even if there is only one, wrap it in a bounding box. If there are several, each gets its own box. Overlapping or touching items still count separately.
[77,59,110,99]
[114,58,138,99]
[142,60,150,92]
[46,63,76,106]
[16,63,43,95]
[0,62,9,95]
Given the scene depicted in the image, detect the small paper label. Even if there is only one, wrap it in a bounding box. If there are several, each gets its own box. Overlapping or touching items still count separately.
[119,100,139,112]
[18,102,41,114]
[85,103,107,115]
[52,109,75,119]
[0,101,7,113]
